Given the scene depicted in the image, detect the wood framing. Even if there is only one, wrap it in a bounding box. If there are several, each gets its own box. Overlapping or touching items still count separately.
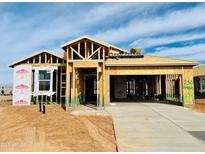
[9,35,198,110]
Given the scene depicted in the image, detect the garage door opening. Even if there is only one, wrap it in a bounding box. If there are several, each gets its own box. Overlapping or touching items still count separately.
[110,75,182,103]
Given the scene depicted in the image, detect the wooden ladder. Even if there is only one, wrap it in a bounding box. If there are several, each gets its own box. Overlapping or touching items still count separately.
[60,66,66,105]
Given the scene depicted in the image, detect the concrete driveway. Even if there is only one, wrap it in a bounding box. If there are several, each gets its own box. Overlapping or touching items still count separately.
[106,103,205,152]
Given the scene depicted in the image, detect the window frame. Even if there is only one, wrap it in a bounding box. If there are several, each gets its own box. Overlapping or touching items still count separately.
[38,70,51,92]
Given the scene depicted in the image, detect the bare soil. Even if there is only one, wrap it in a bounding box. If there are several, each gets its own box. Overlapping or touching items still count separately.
[0,100,117,152]
[190,103,205,113]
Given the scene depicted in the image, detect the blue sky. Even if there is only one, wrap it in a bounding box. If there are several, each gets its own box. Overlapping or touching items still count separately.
[1,2,205,86]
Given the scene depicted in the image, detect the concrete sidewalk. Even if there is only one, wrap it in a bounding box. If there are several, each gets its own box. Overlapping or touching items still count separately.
[106,103,205,152]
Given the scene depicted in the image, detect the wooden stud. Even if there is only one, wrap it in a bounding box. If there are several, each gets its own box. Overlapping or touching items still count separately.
[88,47,101,59]
[103,47,105,108]
[78,42,80,53]
[97,63,99,110]
[91,42,94,54]
[98,48,100,60]
[39,55,41,64]
[71,66,76,108]
[70,47,84,59]
[60,67,62,105]
[51,55,53,64]
[56,69,58,103]
[85,40,87,59]
[45,53,47,63]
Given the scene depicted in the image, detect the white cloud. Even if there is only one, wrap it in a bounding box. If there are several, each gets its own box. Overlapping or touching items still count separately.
[129,32,205,49]
[93,4,205,44]
[1,3,205,86]
[152,43,205,61]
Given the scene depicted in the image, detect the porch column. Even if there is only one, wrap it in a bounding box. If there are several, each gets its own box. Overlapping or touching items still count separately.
[71,66,76,108]
[104,67,110,105]
[98,63,103,110]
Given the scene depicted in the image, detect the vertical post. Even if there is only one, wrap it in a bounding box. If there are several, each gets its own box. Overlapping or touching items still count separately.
[78,42,80,53]
[102,47,105,108]
[97,63,99,110]
[91,42,93,54]
[39,55,41,64]
[98,48,100,60]
[71,66,76,108]
[56,69,58,103]
[159,75,161,94]
[74,67,76,108]
[50,70,54,104]
[45,53,47,63]
[71,47,74,60]
[85,40,87,59]
[51,55,53,64]
[60,66,62,105]
[165,75,168,99]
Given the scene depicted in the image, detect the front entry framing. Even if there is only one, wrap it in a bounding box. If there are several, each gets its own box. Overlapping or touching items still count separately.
[64,38,106,110]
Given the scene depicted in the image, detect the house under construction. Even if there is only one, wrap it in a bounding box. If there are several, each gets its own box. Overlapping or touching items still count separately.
[9,36,198,109]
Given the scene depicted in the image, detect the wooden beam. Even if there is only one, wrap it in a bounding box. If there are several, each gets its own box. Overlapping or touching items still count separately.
[45,53,47,63]
[30,63,66,67]
[70,47,84,59]
[102,47,105,108]
[85,40,87,59]
[91,42,93,54]
[71,48,73,60]
[73,61,98,68]
[39,55,41,64]
[88,47,101,59]
[78,42,80,53]
[51,55,53,64]
[98,48,100,60]
[60,66,62,105]
[97,64,99,110]
[71,67,76,108]
[56,69,58,103]
[103,47,105,61]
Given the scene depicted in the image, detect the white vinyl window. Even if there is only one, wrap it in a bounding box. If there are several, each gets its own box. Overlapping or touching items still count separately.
[39,70,51,91]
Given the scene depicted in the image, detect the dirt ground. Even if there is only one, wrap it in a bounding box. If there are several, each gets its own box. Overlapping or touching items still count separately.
[0,100,117,152]
[190,103,205,113]
[188,99,205,113]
